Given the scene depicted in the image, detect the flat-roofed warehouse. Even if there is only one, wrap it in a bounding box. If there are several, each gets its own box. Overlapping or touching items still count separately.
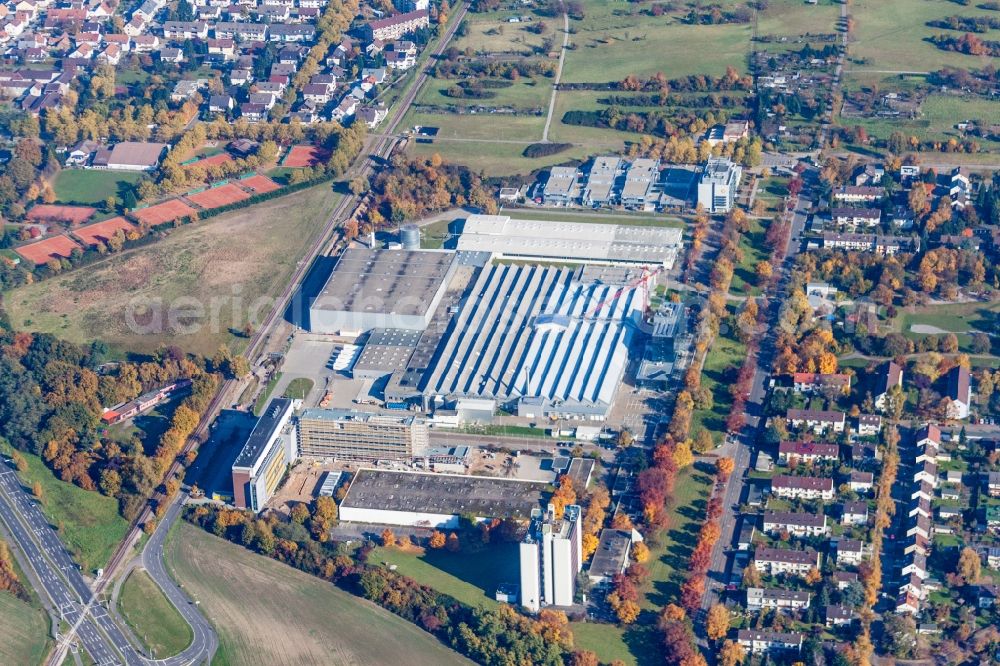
[309,248,457,333]
[420,262,644,420]
[456,214,682,267]
[339,468,548,528]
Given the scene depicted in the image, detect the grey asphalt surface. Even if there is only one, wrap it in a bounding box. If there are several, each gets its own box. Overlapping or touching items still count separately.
[0,467,136,665]
[139,494,217,664]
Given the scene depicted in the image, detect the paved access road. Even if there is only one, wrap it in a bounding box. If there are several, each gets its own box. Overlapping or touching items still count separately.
[138,494,218,664]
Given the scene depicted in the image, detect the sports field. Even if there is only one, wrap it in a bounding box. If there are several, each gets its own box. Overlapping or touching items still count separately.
[117,569,192,658]
[282,145,328,168]
[73,217,137,247]
[185,183,250,210]
[165,523,471,666]
[14,235,81,264]
[182,153,233,171]
[26,204,96,225]
[5,184,340,356]
[238,175,281,194]
[52,170,144,205]
[131,199,198,226]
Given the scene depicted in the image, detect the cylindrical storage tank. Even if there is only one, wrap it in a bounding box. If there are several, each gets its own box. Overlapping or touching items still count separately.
[400,224,420,249]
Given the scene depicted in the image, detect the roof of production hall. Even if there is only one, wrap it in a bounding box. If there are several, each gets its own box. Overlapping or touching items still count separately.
[420,261,639,407]
[456,214,682,265]
[311,248,456,316]
[340,468,548,518]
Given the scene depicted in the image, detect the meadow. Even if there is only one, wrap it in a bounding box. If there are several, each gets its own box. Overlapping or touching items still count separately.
[4,184,340,357]
[165,523,470,666]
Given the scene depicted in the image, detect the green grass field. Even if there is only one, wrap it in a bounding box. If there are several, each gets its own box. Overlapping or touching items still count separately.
[561,1,750,82]
[369,543,519,609]
[117,569,192,658]
[895,301,999,334]
[690,314,747,446]
[165,523,470,666]
[755,0,840,39]
[0,546,51,666]
[53,170,144,205]
[731,218,768,296]
[282,378,314,401]
[0,588,50,666]
[5,185,340,357]
[407,138,593,177]
[848,0,999,76]
[417,76,554,110]
[0,445,127,574]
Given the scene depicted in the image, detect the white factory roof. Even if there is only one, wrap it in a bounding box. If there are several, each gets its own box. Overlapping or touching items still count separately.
[456,214,681,266]
[421,262,640,411]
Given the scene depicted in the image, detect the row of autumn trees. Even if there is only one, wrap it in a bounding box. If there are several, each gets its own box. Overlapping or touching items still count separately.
[185,502,587,666]
[677,458,734,615]
[671,206,750,451]
[0,311,224,521]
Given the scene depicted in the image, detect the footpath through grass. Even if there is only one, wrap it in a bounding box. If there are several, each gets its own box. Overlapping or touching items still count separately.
[0,444,127,574]
[690,315,747,447]
[117,569,192,658]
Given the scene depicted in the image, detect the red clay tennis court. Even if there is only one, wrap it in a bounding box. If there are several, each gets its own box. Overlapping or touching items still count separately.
[131,199,198,226]
[183,153,233,170]
[15,234,81,264]
[238,174,282,194]
[26,204,96,225]
[282,145,328,167]
[73,217,137,246]
[186,183,251,209]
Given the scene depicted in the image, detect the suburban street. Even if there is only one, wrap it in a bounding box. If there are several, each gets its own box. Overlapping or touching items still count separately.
[699,165,813,613]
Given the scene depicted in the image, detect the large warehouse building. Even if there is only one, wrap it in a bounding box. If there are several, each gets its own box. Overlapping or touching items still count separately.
[309,248,458,333]
[339,469,548,528]
[231,398,296,512]
[455,214,682,267]
[297,408,430,461]
[419,263,643,420]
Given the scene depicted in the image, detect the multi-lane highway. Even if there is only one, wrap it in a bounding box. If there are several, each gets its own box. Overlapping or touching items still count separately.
[0,466,141,665]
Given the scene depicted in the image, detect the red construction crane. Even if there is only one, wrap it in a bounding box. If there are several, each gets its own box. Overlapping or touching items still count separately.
[587,265,664,317]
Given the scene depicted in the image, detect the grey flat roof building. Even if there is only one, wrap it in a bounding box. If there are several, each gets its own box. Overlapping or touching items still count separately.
[340,469,548,525]
[309,248,457,333]
[588,528,633,584]
[620,158,659,207]
[353,328,421,379]
[583,156,622,205]
[543,166,579,204]
[456,214,682,267]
